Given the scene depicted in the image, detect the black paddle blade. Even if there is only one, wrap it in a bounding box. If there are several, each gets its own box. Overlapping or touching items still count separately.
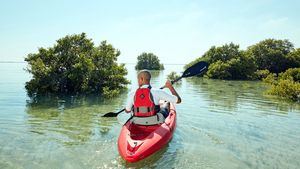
[102,108,125,117]
[102,112,118,117]
[182,61,208,78]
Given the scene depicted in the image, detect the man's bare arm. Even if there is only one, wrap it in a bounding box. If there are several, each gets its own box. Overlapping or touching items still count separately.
[164,80,181,104]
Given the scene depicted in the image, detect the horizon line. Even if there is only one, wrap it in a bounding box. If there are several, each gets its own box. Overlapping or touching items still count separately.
[0,61,186,65]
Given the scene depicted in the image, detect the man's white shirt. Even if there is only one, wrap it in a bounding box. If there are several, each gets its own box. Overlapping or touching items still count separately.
[125,84,178,112]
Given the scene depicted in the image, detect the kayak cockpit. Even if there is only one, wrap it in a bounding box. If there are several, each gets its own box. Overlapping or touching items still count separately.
[127,124,159,140]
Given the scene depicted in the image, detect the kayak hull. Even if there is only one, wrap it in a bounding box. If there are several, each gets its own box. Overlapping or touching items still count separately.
[118,103,176,163]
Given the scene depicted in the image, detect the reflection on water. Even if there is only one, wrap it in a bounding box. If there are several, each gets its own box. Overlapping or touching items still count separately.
[26,95,129,145]
[0,63,300,169]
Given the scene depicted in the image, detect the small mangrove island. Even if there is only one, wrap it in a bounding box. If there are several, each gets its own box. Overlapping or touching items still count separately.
[135,52,164,70]
[24,33,129,98]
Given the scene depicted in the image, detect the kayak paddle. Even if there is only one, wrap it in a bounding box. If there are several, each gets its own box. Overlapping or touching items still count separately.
[102,61,208,117]
[160,61,208,89]
[102,108,126,117]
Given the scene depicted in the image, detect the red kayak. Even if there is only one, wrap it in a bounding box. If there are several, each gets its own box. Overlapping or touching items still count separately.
[118,103,176,163]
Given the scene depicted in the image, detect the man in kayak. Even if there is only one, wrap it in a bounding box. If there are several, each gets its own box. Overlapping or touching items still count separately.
[125,70,181,125]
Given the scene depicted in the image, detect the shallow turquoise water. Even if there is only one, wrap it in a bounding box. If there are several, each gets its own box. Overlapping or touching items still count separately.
[0,62,300,169]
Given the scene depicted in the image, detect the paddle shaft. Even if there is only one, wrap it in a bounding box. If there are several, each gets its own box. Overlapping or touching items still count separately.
[115,108,126,115]
[159,76,182,89]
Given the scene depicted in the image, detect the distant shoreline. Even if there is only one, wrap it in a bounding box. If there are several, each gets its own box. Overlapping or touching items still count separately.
[0,61,26,63]
[0,61,186,65]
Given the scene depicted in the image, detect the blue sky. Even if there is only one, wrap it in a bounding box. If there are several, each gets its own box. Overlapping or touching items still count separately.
[0,0,299,64]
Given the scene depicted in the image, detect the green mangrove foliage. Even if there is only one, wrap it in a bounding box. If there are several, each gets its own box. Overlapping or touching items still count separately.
[186,39,300,80]
[186,43,257,80]
[247,39,295,74]
[263,68,300,101]
[167,71,181,82]
[135,52,164,70]
[25,33,129,97]
[253,69,271,80]
[286,48,300,68]
[185,39,300,101]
